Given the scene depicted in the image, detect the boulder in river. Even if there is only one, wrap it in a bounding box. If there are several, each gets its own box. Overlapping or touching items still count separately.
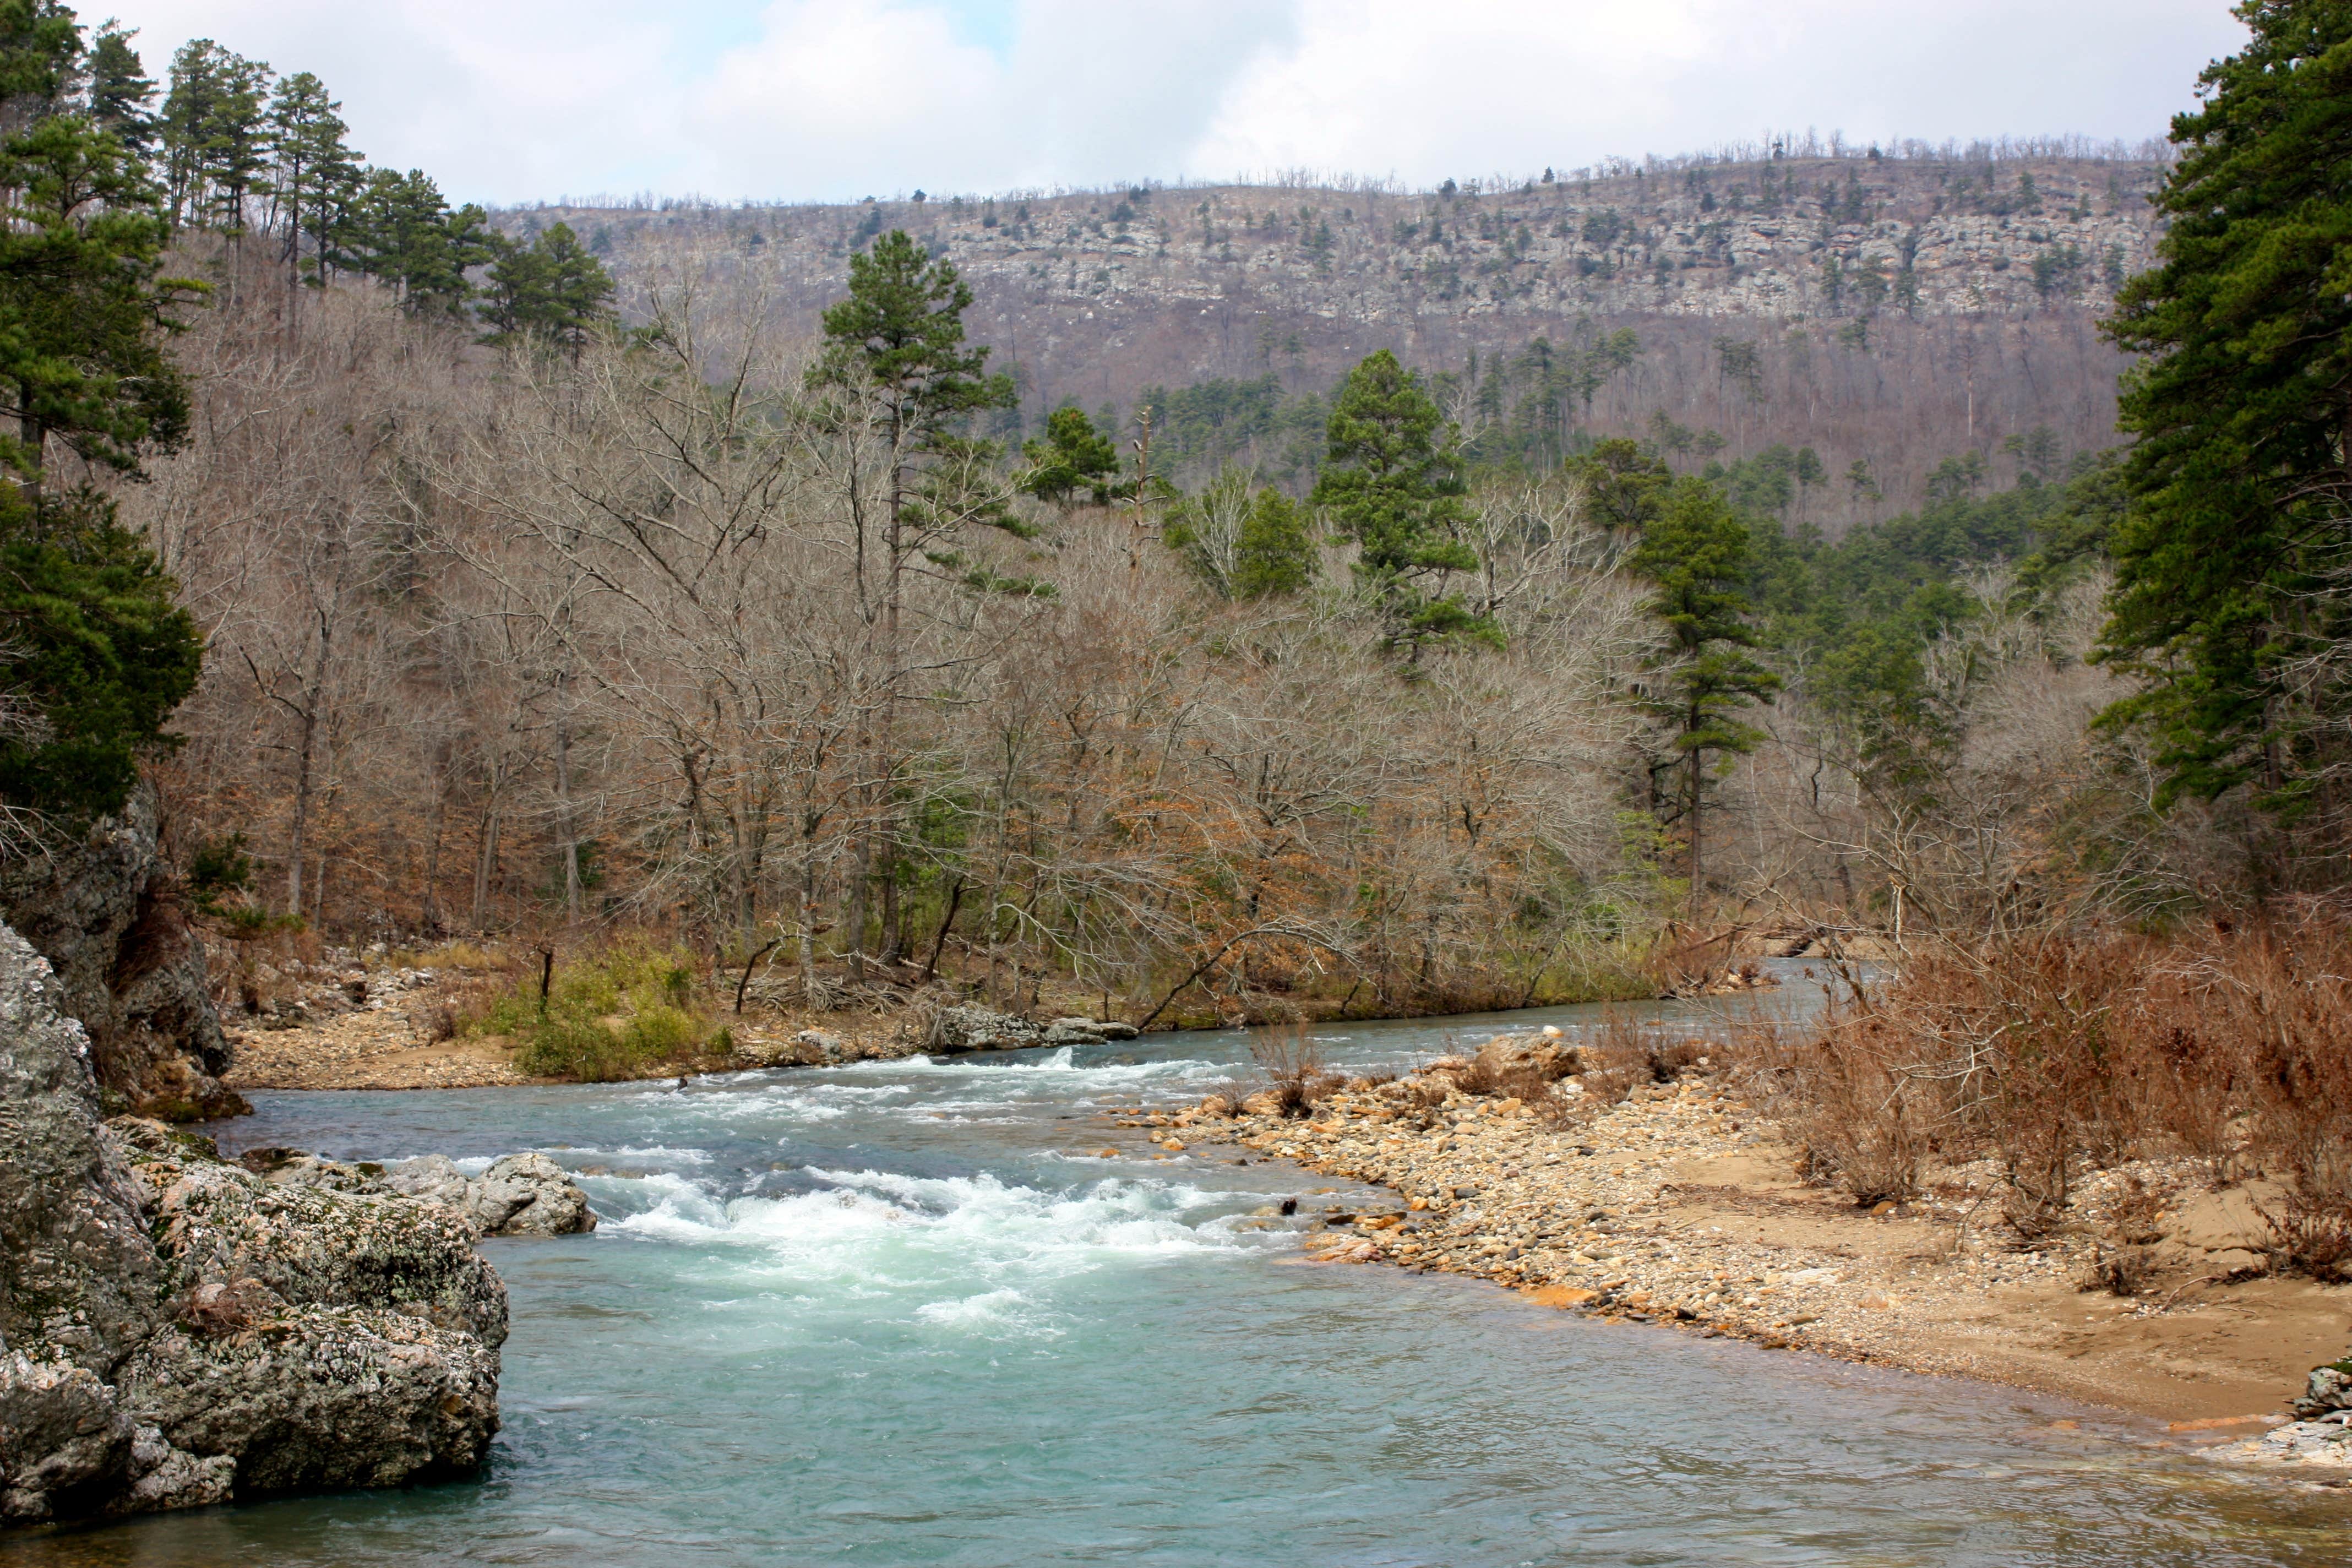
[380,1153,600,1238]
[926,1005,1043,1052]
[0,921,505,1525]
[1042,1016,1141,1045]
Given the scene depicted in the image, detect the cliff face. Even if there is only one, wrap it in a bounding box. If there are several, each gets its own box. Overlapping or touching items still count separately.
[517,155,2165,510]
[0,782,242,1121]
[533,156,2164,349]
[0,924,505,1525]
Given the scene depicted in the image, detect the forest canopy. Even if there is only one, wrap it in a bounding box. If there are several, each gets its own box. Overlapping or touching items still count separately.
[2,1,2338,1032]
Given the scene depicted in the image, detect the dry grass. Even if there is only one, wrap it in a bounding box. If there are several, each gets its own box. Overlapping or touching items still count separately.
[1249,1022,1342,1118]
[1758,911,2352,1273]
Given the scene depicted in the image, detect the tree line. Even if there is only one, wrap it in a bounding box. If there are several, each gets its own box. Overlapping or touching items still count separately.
[3,0,2344,1032]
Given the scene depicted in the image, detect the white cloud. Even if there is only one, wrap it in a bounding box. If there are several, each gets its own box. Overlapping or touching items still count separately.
[688,0,1295,198]
[106,0,2245,205]
[1190,0,2244,184]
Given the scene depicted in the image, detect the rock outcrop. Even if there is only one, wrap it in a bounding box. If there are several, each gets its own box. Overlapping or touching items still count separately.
[0,924,507,1526]
[925,1005,1045,1053]
[380,1153,598,1238]
[0,782,241,1120]
[235,1147,598,1239]
[924,1006,1139,1053]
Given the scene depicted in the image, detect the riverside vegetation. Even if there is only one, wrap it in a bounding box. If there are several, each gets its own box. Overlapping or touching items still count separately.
[1150,981,2352,1465]
[4,0,2352,1527]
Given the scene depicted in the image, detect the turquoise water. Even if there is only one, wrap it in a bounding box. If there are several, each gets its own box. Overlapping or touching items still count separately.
[19,1000,2352,1566]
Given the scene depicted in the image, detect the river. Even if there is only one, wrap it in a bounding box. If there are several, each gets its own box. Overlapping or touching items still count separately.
[20,995,2351,1566]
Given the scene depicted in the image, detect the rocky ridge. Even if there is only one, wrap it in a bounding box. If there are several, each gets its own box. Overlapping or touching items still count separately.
[546,156,2163,341]
[526,153,2164,502]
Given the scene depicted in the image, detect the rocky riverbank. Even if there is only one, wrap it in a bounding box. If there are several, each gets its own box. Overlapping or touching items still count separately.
[225,983,1151,1091]
[1146,1031,2352,1467]
[0,923,597,1527]
[1,783,244,1120]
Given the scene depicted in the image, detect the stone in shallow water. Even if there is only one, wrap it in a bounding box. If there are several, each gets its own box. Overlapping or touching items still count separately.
[383,1152,597,1238]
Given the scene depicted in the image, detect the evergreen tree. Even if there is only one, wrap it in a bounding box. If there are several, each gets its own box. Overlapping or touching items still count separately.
[0,498,202,814]
[83,20,153,156]
[1310,349,1490,654]
[1019,404,1120,506]
[349,168,491,315]
[477,221,614,354]
[160,39,270,233]
[813,228,1019,574]
[1630,478,1779,906]
[2099,1,2352,810]
[0,1,203,818]
[1232,487,1317,598]
[0,0,73,112]
[812,228,1018,976]
[1576,438,1673,531]
[266,69,357,293]
[0,50,194,480]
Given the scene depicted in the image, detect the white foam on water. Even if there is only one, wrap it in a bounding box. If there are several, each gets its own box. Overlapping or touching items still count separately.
[597,1161,1271,1327]
[911,1287,1060,1339]
[577,1170,729,1238]
[553,1144,714,1166]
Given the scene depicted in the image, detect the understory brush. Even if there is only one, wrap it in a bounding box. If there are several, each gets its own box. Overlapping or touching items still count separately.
[1249,1022,1343,1117]
[466,940,720,1082]
[1756,912,2352,1275]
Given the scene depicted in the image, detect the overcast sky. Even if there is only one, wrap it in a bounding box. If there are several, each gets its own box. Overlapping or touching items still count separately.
[105,1,2248,206]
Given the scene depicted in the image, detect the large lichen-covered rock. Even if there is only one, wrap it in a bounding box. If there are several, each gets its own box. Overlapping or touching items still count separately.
[238,1147,598,1240]
[117,1126,508,1344]
[0,1353,135,1521]
[925,1004,1044,1053]
[0,923,508,1526]
[0,781,242,1120]
[0,935,157,1375]
[120,1306,499,1496]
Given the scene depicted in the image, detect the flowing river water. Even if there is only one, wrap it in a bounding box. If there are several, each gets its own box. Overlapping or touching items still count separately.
[20,992,2352,1566]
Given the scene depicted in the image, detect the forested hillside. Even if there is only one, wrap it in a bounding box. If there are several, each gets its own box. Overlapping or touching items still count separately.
[520,139,2166,524]
[5,7,2341,1060]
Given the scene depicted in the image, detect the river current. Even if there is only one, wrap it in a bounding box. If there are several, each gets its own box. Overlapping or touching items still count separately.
[21,996,2352,1566]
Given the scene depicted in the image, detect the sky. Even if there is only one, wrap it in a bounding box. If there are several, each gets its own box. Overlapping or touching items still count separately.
[106,1,2250,206]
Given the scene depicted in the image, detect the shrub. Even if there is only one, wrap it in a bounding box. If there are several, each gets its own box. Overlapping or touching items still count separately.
[1758,1021,1929,1207]
[1759,911,2352,1267]
[2078,1245,2157,1297]
[1249,1022,1335,1118]
[470,940,716,1082]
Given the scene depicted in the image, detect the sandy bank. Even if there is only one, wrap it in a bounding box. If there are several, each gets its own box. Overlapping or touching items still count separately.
[1126,1055,2351,1455]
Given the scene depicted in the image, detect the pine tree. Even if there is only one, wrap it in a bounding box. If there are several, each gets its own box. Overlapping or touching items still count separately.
[266,70,357,295]
[813,228,1019,577]
[1019,405,1120,505]
[1576,438,1673,530]
[1232,487,1317,598]
[811,228,1016,976]
[478,222,614,354]
[1630,478,1779,908]
[349,168,491,315]
[1310,350,1490,654]
[2098,1,2352,811]
[0,1,203,817]
[160,39,270,233]
[83,20,153,157]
